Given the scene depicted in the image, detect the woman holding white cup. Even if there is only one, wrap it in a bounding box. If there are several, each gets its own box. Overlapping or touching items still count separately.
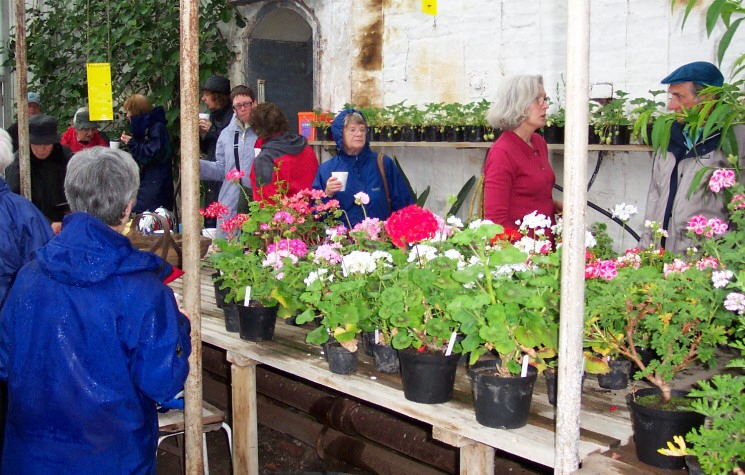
[312,109,414,228]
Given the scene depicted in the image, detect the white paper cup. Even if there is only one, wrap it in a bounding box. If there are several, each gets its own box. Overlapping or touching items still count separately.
[199,113,210,120]
[331,171,349,191]
[201,227,217,240]
[109,141,121,150]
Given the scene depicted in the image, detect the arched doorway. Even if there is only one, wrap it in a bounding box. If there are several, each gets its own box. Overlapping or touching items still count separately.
[246,7,314,134]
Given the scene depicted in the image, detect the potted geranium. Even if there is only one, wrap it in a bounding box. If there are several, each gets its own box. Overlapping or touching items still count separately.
[449,214,559,428]
[584,212,737,469]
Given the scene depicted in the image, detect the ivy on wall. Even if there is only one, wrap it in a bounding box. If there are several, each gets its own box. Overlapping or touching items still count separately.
[3,0,238,142]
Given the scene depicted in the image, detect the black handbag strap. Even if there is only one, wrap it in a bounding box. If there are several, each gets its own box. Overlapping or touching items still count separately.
[233,131,241,171]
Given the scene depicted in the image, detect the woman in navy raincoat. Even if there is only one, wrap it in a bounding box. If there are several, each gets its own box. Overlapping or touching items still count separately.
[0,146,190,474]
[312,109,413,228]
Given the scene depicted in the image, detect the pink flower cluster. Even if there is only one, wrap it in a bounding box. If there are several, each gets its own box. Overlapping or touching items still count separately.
[351,218,383,241]
[226,169,245,183]
[200,201,230,219]
[663,258,690,277]
[585,259,618,280]
[708,169,736,193]
[220,213,248,235]
[313,243,343,265]
[267,238,308,258]
[687,215,729,237]
[731,194,745,210]
[273,211,295,225]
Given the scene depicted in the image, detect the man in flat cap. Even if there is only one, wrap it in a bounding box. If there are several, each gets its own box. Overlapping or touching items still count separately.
[199,75,232,226]
[60,107,109,152]
[6,114,73,234]
[639,61,745,253]
[5,92,42,153]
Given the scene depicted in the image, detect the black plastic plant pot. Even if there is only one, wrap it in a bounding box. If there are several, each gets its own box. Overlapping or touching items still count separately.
[372,343,400,374]
[325,341,358,375]
[542,125,565,144]
[465,125,484,142]
[609,125,631,145]
[597,359,632,390]
[422,125,442,142]
[628,388,705,470]
[222,303,240,333]
[544,368,586,406]
[211,271,228,309]
[398,348,460,404]
[361,331,375,357]
[237,304,278,342]
[468,359,537,429]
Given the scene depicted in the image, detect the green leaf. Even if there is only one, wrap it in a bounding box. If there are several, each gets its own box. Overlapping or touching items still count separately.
[718,17,744,65]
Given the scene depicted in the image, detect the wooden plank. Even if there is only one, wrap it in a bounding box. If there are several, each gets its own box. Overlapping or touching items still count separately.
[460,442,495,475]
[227,352,258,475]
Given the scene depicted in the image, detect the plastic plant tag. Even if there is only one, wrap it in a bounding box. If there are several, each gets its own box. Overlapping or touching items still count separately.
[521,354,530,377]
[445,331,457,356]
[244,286,251,306]
[374,329,380,344]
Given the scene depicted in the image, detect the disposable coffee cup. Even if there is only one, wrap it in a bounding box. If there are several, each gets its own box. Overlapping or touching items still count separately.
[331,171,348,191]
[110,141,121,150]
[199,113,210,120]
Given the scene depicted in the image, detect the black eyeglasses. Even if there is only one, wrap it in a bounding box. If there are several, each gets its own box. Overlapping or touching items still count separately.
[233,101,254,111]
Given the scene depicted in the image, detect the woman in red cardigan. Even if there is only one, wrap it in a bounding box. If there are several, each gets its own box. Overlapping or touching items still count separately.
[483,74,562,236]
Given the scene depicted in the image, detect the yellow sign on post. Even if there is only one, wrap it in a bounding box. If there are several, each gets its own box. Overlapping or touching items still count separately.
[422,0,437,16]
[86,63,114,121]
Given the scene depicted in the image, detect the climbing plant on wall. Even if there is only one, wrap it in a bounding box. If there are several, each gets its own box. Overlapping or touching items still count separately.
[3,0,239,141]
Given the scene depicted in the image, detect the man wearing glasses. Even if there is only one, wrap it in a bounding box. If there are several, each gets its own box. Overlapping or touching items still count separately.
[199,85,258,235]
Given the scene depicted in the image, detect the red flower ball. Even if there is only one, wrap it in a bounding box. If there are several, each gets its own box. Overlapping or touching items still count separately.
[384,205,439,248]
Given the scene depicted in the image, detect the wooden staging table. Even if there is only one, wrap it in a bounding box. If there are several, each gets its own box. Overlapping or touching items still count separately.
[171,267,637,474]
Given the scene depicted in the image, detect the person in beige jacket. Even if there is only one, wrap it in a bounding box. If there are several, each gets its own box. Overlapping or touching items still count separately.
[639,61,745,254]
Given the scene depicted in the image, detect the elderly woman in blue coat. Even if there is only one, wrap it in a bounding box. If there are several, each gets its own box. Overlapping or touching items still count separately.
[0,146,190,474]
[312,109,414,228]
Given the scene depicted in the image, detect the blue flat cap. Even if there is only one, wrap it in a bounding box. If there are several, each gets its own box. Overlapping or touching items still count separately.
[661,61,724,87]
[27,92,41,105]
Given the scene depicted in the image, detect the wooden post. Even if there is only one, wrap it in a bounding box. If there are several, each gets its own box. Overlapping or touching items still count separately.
[432,427,495,475]
[227,352,260,475]
[555,0,590,473]
[179,0,203,473]
[14,0,30,199]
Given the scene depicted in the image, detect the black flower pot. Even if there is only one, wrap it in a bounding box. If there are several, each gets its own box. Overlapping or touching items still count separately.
[400,125,420,142]
[237,304,278,342]
[443,125,464,142]
[422,125,442,142]
[326,341,358,375]
[597,358,632,390]
[398,348,460,404]
[464,125,484,142]
[628,388,705,470]
[542,125,565,144]
[468,360,537,429]
[608,125,631,145]
[222,303,240,333]
[361,331,375,356]
[372,343,399,374]
[211,271,228,309]
[588,125,601,144]
[543,368,586,406]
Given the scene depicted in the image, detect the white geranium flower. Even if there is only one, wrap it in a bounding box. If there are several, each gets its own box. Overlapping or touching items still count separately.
[712,270,734,289]
[468,219,494,230]
[585,231,597,248]
[408,244,438,263]
[341,251,377,276]
[446,215,464,228]
[611,202,638,222]
[518,211,552,231]
[304,268,330,286]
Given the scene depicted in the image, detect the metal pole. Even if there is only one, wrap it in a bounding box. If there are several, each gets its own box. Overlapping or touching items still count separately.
[13,0,30,199]
[555,0,590,473]
[180,0,203,473]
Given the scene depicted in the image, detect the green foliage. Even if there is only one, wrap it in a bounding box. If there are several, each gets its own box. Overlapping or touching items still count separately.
[630,89,666,144]
[3,0,235,141]
[589,222,616,260]
[591,90,632,145]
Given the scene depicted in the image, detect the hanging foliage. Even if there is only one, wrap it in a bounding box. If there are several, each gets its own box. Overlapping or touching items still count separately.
[3,0,237,141]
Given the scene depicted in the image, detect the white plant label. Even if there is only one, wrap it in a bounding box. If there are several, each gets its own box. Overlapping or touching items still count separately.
[445,331,457,356]
[521,354,530,377]
[244,286,251,306]
[374,329,380,344]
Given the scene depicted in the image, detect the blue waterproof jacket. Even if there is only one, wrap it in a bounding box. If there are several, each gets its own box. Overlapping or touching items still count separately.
[128,106,175,213]
[0,177,53,309]
[312,109,413,227]
[0,212,191,474]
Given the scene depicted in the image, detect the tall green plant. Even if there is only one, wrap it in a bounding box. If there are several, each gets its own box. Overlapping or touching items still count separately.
[3,0,236,141]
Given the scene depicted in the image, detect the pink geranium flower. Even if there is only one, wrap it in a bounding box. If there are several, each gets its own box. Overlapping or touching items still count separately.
[226,169,245,183]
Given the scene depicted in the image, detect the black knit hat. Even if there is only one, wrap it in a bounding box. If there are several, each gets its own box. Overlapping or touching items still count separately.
[201,75,231,94]
[29,114,60,145]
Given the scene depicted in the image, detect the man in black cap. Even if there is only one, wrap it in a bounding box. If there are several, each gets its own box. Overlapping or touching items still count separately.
[199,75,232,225]
[5,114,73,234]
[639,61,745,253]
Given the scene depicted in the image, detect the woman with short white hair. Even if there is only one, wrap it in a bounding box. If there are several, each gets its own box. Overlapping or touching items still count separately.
[483,74,561,234]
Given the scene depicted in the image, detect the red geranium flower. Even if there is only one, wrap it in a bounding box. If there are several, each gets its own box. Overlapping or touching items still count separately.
[491,226,522,244]
[384,205,439,248]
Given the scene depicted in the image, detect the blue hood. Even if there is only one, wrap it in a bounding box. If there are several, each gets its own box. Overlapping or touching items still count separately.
[130,106,168,140]
[37,212,166,287]
[330,108,372,156]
